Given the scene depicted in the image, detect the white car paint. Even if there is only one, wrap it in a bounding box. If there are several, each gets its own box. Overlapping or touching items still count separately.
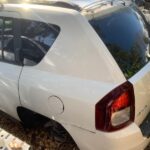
[0,62,22,120]
[130,63,150,125]
[0,11,22,120]
[0,2,149,150]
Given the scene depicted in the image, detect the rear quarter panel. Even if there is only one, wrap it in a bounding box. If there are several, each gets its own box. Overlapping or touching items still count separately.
[14,4,126,131]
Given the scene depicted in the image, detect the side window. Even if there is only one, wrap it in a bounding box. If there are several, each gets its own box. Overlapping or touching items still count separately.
[21,19,60,66]
[0,18,17,64]
[3,19,15,62]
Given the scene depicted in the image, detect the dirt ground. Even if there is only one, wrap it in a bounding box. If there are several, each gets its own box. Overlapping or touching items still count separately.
[0,111,149,150]
[0,111,78,150]
[147,145,150,150]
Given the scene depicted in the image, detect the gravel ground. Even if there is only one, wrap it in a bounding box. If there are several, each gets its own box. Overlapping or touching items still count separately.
[0,111,149,150]
[0,111,78,150]
[147,145,150,150]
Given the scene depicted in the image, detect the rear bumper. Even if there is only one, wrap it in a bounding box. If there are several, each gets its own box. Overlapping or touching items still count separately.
[63,123,150,150]
[140,112,150,138]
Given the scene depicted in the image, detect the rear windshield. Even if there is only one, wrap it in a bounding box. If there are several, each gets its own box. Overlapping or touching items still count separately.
[90,6,149,79]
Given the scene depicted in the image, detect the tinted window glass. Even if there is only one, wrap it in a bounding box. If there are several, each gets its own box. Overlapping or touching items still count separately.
[21,20,60,66]
[90,7,149,79]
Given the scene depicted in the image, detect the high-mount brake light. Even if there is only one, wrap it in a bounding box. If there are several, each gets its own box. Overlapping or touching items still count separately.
[95,81,135,132]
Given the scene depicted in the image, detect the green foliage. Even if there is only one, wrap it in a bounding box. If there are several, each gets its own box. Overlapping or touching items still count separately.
[108,42,147,79]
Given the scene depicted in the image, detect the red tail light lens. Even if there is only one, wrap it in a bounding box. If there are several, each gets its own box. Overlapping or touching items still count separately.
[95,81,135,132]
[111,92,130,112]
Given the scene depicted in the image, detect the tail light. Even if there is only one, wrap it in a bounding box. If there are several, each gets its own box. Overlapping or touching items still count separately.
[95,81,135,132]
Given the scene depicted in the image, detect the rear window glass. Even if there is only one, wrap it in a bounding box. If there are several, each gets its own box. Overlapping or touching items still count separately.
[90,6,149,79]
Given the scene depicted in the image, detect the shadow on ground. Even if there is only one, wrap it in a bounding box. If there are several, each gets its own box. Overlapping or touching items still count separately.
[0,111,78,150]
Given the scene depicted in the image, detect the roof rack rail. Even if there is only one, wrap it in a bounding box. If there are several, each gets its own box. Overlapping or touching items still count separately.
[45,1,81,11]
[82,0,126,11]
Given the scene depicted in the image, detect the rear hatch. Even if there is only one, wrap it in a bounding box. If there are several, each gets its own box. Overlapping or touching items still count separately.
[89,5,150,125]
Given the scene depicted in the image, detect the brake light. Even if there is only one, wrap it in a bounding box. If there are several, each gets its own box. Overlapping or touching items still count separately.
[95,81,135,132]
[111,92,130,112]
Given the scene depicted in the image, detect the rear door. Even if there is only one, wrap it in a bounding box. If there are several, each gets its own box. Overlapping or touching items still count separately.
[18,19,61,117]
[0,11,22,120]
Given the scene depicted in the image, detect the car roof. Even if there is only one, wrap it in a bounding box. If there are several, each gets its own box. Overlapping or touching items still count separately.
[3,0,130,11]
[2,0,95,10]
[67,0,98,8]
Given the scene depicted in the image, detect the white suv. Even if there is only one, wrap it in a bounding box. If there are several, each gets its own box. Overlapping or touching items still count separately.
[0,0,149,150]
